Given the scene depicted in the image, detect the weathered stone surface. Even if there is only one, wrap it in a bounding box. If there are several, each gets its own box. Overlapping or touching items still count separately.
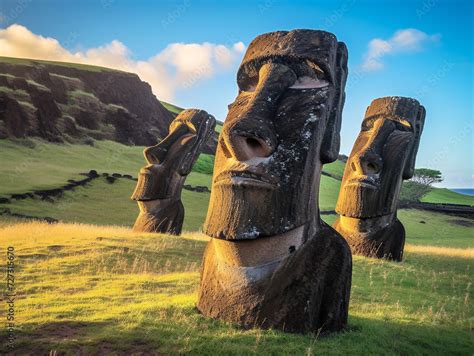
[334,96,425,261]
[198,29,351,334]
[131,109,215,235]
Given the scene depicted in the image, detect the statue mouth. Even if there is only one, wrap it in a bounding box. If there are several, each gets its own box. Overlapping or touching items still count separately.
[346,176,379,190]
[214,171,277,190]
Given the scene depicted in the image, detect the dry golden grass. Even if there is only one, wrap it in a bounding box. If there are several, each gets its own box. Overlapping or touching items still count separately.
[2,221,471,259]
[405,244,474,259]
[0,221,472,354]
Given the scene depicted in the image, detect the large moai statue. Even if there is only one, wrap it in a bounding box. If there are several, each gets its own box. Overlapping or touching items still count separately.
[334,97,425,261]
[131,109,216,235]
[197,30,352,334]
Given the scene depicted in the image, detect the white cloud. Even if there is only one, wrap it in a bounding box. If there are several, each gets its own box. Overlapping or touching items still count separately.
[361,28,440,72]
[0,24,246,101]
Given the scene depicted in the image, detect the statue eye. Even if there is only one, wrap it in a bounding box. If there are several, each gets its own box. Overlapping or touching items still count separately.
[361,119,374,131]
[396,120,412,132]
[240,75,258,93]
[289,76,329,89]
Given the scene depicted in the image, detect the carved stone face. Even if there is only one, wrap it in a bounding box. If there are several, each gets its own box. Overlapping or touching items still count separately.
[131,109,215,201]
[336,97,425,218]
[204,30,348,240]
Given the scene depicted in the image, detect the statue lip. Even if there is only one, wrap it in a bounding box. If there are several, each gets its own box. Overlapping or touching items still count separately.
[214,170,277,190]
[346,176,379,190]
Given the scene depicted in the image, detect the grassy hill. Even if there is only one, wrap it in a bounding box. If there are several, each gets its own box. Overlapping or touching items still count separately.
[0,138,471,234]
[0,56,121,72]
[422,188,474,206]
[0,56,175,147]
[0,221,472,354]
[0,136,472,354]
[0,138,212,196]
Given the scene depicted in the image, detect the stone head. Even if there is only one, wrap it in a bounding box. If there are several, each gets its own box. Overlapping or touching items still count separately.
[336,96,425,218]
[204,29,348,240]
[131,109,216,201]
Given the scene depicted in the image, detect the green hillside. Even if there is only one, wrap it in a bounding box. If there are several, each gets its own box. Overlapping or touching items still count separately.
[1,138,471,235]
[0,138,212,196]
[160,100,184,114]
[0,56,121,72]
[422,188,474,206]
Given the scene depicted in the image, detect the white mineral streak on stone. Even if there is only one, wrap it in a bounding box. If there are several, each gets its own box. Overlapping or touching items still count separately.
[289,76,329,89]
[307,113,319,122]
[242,226,259,238]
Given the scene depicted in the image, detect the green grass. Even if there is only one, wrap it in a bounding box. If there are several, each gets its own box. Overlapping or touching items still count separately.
[17,100,36,110]
[1,177,210,232]
[69,89,98,99]
[422,188,474,206]
[0,73,15,79]
[0,138,211,196]
[1,138,472,244]
[322,208,473,249]
[319,174,341,211]
[106,103,128,112]
[0,86,28,97]
[160,100,183,114]
[0,56,121,73]
[322,159,346,179]
[25,79,49,91]
[0,221,471,354]
[2,174,471,249]
[192,153,214,175]
[0,135,472,354]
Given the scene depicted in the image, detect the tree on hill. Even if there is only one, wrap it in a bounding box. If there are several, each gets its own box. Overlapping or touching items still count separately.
[410,168,443,186]
[400,168,443,205]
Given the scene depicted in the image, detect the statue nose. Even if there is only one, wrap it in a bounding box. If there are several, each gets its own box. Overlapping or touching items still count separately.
[226,133,274,161]
[351,150,383,175]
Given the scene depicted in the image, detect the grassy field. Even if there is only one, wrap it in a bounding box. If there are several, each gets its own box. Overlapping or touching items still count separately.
[1,174,472,248]
[0,178,210,232]
[0,136,472,354]
[3,138,470,208]
[0,221,472,354]
[0,138,472,240]
[0,138,212,196]
[0,174,340,233]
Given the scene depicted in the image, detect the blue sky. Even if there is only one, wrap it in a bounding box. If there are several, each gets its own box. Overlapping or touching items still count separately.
[1,0,472,188]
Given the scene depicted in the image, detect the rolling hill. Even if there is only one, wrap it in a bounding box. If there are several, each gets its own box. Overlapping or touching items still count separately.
[0,56,219,154]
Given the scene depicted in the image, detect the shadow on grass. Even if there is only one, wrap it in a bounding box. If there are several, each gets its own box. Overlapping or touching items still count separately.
[2,314,472,355]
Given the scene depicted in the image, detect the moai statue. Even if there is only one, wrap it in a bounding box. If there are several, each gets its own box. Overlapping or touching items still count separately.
[334,97,426,261]
[131,109,216,235]
[197,30,352,334]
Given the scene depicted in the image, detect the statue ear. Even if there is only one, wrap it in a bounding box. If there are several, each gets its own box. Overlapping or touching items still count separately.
[403,105,426,179]
[321,42,348,164]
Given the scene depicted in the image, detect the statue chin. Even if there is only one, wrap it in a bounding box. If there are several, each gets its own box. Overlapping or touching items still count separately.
[204,183,301,240]
[337,183,398,219]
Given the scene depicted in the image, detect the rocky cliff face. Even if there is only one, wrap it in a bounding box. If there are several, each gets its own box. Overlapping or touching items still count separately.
[0,57,184,148]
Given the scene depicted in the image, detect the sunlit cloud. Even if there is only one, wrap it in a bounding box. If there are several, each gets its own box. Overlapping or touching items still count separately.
[0,24,246,101]
[361,28,440,72]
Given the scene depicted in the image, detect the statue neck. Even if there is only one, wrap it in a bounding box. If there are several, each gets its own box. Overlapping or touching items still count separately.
[212,225,306,267]
[339,213,396,235]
